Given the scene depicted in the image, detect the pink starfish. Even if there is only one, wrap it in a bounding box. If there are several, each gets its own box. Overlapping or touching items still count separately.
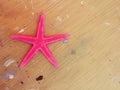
[11,13,70,69]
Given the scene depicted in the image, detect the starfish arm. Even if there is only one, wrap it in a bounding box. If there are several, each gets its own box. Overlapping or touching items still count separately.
[11,35,35,44]
[19,46,38,68]
[45,34,70,44]
[37,13,44,39]
[40,45,59,68]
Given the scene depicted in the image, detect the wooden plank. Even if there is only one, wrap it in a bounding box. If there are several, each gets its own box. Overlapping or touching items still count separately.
[0,0,120,90]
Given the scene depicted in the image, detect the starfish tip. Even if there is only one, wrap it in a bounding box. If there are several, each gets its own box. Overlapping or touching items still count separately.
[11,35,15,39]
[55,64,59,68]
[19,64,24,69]
[40,12,45,19]
[66,34,70,37]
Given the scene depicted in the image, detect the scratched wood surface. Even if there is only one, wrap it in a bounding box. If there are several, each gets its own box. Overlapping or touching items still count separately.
[0,0,120,90]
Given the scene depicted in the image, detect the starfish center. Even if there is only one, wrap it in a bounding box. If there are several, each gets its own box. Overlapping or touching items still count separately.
[34,39,46,48]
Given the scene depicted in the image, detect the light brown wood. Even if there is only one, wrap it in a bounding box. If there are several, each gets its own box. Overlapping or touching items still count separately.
[0,0,120,90]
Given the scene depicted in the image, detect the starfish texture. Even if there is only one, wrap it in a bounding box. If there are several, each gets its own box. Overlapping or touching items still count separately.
[11,13,70,69]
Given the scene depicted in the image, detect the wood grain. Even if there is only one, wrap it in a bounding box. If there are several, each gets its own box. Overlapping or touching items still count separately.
[0,0,120,90]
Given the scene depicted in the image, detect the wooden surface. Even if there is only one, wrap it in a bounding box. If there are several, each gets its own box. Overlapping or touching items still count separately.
[0,0,120,90]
